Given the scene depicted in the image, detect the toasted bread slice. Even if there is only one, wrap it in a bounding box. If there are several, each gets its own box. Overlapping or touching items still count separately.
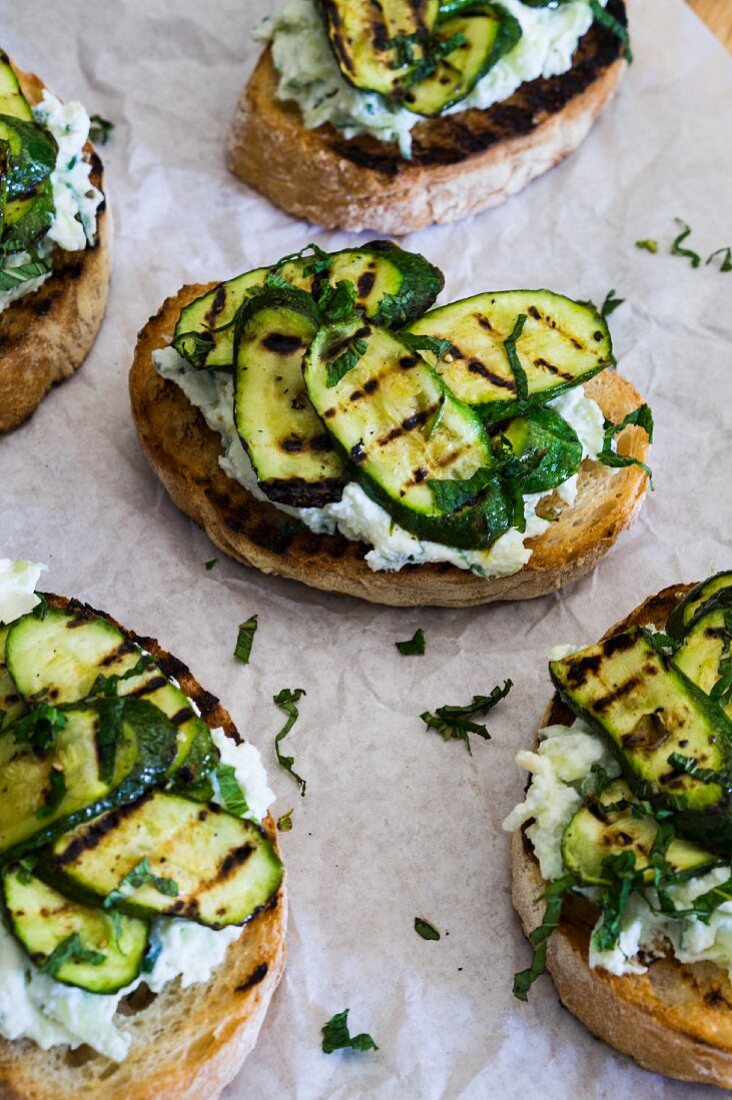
[0,62,112,434]
[0,594,286,1100]
[511,582,732,1089]
[227,2,627,233]
[129,283,649,608]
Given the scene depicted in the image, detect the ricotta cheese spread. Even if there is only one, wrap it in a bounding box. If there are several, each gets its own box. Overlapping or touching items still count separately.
[153,345,605,578]
[0,92,104,314]
[0,561,276,1062]
[503,716,732,981]
[254,0,607,157]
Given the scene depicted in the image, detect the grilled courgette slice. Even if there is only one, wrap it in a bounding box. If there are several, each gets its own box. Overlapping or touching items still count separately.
[0,700,177,857]
[320,0,439,98]
[403,290,612,424]
[0,116,57,202]
[2,866,148,994]
[500,404,583,495]
[43,791,284,930]
[667,572,732,639]
[2,179,55,253]
[0,625,25,731]
[233,290,348,508]
[171,242,444,370]
[562,779,720,886]
[550,630,732,851]
[6,607,218,792]
[304,317,513,549]
[401,5,521,117]
[0,51,33,122]
[674,606,732,721]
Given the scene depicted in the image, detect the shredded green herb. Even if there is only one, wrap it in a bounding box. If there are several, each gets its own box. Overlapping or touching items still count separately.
[172,329,215,366]
[89,114,114,145]
[671,218,701,268]
[15,857,38,886]
[216,763,249,816]
[316,279,358,325]
[503,313,529,402]
[141,939,163,974]
[12,703,67,755]
[321,1009,379,1054]
[205,558,218,571]
[589,0,632,61]
[513,874,577,1000]
[36,765,66,819]
[395,628,425,656]
[0,254,52,292]
[273,688,307,796]
[667,752,732,790]
[596,403,654,481]
[600,288,625,318]
[103,857,179,909]
[642,629,678,655]
[710,611,732,707]
[428,465,496,513]
[420,680,513,755]
[326,337,368,388]
[399,331,454,361]
[706,247,732,273]
[234,615,258,665]
[40,932,106,977]
[414,917,440,941]
[277,808,294,832]
[635,239,658,253]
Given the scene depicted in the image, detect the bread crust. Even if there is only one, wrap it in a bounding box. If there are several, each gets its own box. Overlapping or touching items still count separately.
[0,63,112,434]
[228,5,626,233]
[511,583,732,1088]
[0,594,285,1100]
[129,283,649,608]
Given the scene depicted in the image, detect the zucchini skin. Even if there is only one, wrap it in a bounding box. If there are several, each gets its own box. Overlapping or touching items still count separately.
[550,630,732,853]
[6,606,219,795]
[667,572,732,639]
[171,242,444,370]
[673,605,732,722]
[0,699,178,861]
[232,289,348,509]
[0,51,33,122]
[40,792,284,930]
[403,289,612,424]
[2,866,149,994]
[561,779,721,886]
[304,318,514,550]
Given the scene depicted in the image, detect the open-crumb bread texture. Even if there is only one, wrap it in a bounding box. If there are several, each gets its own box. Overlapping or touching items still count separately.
[0,63,112,434]
[130,283,650,608]
[227,1,627,233]
[511,582,732,1089]
[0,594,286,1100]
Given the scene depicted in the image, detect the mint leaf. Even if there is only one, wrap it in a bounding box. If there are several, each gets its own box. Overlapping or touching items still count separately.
[104,857,179,909]
[635,239,658,253]
[590,0,632,61]
[39,932,106,977]
[216,763,249,816]
[36,765,66,819]
[234,615,258,665]
[273,687,307,796]
[503,313,528,402]
[321,1009,379,1054]
[513,874,576,1000]
[420,680,513,755]
[89,114,114,145]
[671,218,701,268]
[414,917,440,941]
[596,403,654,481]
[326,337,368,388]
[395,628,425,656]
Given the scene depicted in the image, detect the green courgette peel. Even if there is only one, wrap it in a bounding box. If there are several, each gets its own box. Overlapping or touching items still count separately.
[0,601,284,994]
[169,241,650,548]
[516,572,732,999]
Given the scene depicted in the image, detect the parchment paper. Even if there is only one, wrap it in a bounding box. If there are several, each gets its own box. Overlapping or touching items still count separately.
[0,1,731,1096]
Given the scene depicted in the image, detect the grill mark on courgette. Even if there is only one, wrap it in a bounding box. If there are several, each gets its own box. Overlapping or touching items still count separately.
[376,406,435,446]
[357,271,376,298]
[533,357,574,382]
[127,675,168,697]
[204,285,227,328]
[604,632,638,657]
[466,359,515,390]
[100,640,137,667]
[350,442,367,464]
[592,676,642,714]
[399,355,420,369]
[235,962,268,993]
[66,616,91,630]
[170,707,194,727]
[262,332,304,355]
[564,653,602,686]
[55,793,155,866]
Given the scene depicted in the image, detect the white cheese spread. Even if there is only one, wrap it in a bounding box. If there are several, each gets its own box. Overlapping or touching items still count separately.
[0,561,276,1062]
[0,92,104,314]
[153,345,605,579]
[255,0,607,157]
[504,715,732,980]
